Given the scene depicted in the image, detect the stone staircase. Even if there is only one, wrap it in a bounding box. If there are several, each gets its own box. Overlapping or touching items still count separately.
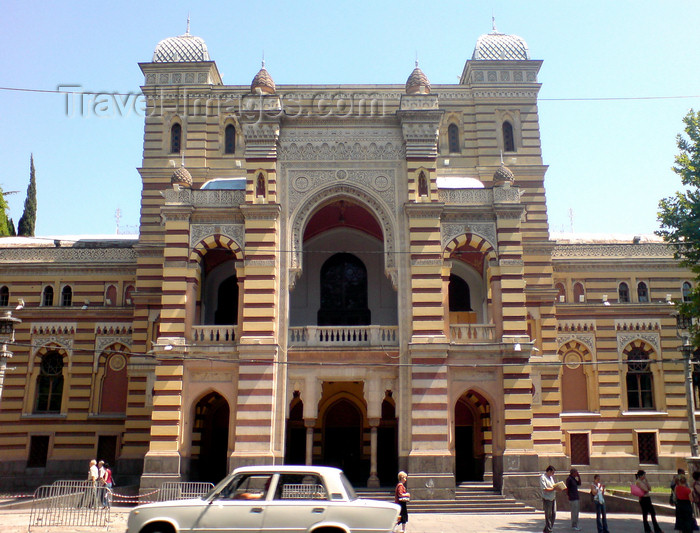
[356,481,536,514]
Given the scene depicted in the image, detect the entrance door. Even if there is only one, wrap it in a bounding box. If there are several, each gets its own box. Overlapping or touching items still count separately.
[192,392,230,484]
[322,399,364,483]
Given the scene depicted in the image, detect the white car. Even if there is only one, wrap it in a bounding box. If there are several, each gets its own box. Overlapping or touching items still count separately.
[126,465,400,533]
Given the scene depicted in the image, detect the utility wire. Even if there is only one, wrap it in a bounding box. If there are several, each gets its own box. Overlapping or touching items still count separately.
[1,85,700,103]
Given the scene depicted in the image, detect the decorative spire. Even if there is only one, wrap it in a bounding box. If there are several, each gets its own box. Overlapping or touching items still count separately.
[492,11,498,32]
[186,13,191,35]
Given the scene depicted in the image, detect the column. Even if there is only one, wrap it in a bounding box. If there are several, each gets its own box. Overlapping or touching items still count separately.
[368,419,380,487]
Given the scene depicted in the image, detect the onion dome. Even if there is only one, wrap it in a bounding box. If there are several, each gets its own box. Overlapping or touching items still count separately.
[153,19,210,63]
[405,61,431,95]
[251,61,276,95]
[472,23,530,61]
[493,162,515,187]
[171,164,193,188]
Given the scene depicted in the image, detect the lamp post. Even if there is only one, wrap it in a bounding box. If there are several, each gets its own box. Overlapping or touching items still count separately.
[0,310,21,405]
[677,313,699,457]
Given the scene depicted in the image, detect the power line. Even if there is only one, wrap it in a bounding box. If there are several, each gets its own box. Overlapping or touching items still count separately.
[1,85,700,103]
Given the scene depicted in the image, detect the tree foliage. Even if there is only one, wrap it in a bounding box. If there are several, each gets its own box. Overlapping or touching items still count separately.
[0,186,13,236]
[17,154,37,237]
[657,109,700,346]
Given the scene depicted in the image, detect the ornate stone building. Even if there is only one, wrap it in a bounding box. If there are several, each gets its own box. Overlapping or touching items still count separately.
[0,27,696,500]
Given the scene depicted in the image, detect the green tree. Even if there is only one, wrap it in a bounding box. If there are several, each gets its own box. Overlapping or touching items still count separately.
[17,154,37,237]
[657,109,700,346]
[0,186,12,236]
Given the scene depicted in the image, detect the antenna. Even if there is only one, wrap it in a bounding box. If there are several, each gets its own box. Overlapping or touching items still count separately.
[568,208,574,233]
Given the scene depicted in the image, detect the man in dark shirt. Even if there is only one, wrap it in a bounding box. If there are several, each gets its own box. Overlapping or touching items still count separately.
[566,468,582,530]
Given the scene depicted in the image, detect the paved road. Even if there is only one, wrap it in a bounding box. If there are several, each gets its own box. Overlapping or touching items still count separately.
[0,507,679,533]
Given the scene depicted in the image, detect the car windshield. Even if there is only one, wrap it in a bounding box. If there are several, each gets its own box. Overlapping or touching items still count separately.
[340,472,357,500]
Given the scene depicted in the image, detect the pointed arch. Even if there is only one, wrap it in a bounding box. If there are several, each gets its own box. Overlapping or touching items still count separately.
[189,234,243,265]
[93,342,131,414]
[454,389,492,482]
[558,340,597,412]
[289,184,396,284]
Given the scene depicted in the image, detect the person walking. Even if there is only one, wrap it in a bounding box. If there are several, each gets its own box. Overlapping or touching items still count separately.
[83,459,99,508]
[674,474,697,533]
[394,471,410,533]
[591,474,610,533]
[635,469,664,533]
[541,465,558,533]
[101,462,113,508]
[566,468,582,531]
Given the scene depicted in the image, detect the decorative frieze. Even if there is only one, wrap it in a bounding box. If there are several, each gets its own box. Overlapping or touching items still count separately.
[441,223,497,250]
[614,319,661,332]
[279,141,404,161]
[163,189,246,208]
[552,243,673,259]
[189,224,245,249]
[617,332,660,354]
[0,247,136,264]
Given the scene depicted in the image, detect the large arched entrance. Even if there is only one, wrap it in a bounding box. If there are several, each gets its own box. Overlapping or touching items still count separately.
[377,393,398,486]
[323,398,365,484]
[454,390,491,483]
[191,392,230,483]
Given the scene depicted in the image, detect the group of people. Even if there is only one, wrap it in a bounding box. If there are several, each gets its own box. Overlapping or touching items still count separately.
[87,458,114,508]
[541,465,700,533]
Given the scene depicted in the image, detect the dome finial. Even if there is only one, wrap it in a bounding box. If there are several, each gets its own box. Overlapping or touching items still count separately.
[186,13,190,36]
[262,50,265,69]
[492,11,497,33]
[500,150,504,165]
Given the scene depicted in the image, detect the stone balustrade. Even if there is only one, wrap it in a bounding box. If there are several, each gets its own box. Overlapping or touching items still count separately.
[449,323,496,342]
[191,325,238,344]
[289,325,399,347]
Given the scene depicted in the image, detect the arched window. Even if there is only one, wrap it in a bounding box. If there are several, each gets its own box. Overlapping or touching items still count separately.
[618,282,630,303]
[61,286,72,307]
[502,121,515,152]
[448,274,472,311]
[637,281,649,303]
[100,353,128,414]
[124,285,135,306]
[448,123,460,153]
[0,286,8,307]
[555,282,566,303]
[573,282,585,303]
[105,285,117,307]
[418,171,428,197]
[214,275,239,325]
[561,352,588,412]
[256,173,266,197]
[170,123,182,154]
[626,346,655,410]
[224,124,236,154]
[34,351,64,413]
[318,253,370,326]
[42,286,54,307]
[683,281,692,303]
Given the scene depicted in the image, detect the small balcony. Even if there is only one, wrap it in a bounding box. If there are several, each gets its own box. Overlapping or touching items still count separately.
[191,325,238,344]
[289,326,399,348]
[449,324,496,343]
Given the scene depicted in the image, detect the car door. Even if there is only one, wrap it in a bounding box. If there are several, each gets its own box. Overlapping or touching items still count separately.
[261,474,328,533]
[192,473,273,533]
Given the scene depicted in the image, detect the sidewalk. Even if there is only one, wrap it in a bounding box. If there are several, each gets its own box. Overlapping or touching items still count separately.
[0,508,679,533]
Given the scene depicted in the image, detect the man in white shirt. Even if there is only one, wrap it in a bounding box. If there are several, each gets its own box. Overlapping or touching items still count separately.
[541,465,557,533]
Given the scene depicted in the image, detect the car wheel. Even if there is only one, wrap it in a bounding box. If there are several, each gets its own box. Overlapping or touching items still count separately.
[141,522,175,533]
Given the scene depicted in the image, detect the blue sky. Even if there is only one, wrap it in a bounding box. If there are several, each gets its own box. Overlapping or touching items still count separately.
[1,0,699,236]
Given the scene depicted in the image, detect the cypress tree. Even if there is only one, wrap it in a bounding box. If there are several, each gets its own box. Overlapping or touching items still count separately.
[17,154,37,236]
[0,187,11,236]
[8,218,15,236]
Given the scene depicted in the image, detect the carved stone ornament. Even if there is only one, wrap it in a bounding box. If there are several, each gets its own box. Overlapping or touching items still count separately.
[191,371,235,383]
[438,188,493,206]
[279,126,404,161]
[556,332,596,354]
[94,335,132,372]
[617,332,660,355]
[289,183,396,279]
[164,188,246,208]
[552,243,673,259]
[287,168,397,213]
[0,247,136,264]
[189,224,245,249]
[441,222,497,251]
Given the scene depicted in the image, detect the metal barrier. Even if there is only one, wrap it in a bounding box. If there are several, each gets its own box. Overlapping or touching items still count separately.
[158,481,214,501]
[28,480,111,531]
